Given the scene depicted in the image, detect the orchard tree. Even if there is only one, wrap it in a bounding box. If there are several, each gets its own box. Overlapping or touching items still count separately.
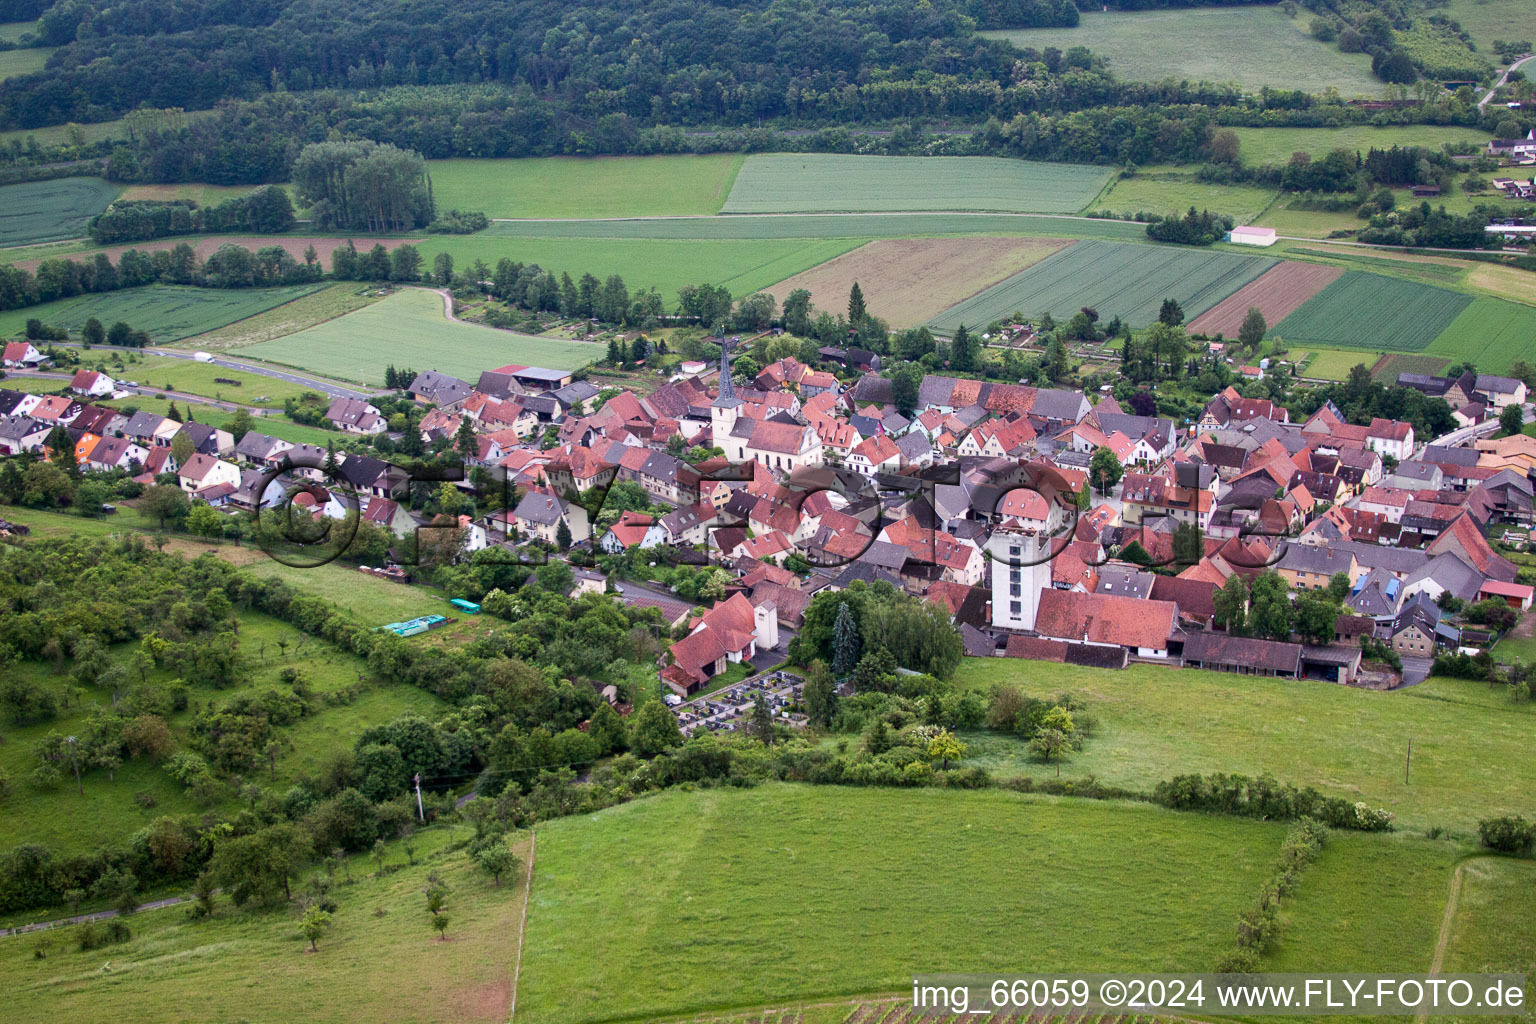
[927,729,966,770]
[300,904,331,952]
[1238,307,1267,350]
[476,843,519,887]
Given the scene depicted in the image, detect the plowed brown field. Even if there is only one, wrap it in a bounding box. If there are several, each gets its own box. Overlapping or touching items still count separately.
[1188,260,1342,337]
[766,236,1073,328]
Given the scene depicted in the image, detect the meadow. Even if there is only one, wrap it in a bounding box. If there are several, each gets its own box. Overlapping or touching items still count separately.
[1089,167,1278,222]
[1425,298,1536,376]
[1302,347,1386,380]
[114,355,318,408]
[240,287,598,385]
[518,784,1285,1024]
[720,154,1114,215]
[117,182,264,208]
[0,21,36,42]
[0,177,119,247]
[1443,0,1533,53]
[984,7,1380,95]
[928,239,1274,333]
[1233,125,1495,166]
[1270,271,1474,352]
[951,658,1535,832]
[0,44,51,81]
[0,283,328,344]
[0,827,524,1024]
[1368,352,1454,382]
[429,154,744,218]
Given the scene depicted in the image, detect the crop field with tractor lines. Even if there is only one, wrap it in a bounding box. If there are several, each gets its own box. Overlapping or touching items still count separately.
[721,155,1114,215]
[0,177,119,246]
[1269,271,1474,353]
[1424,298,1536,375]
[928,240,1274,334]
[0,282,327,343]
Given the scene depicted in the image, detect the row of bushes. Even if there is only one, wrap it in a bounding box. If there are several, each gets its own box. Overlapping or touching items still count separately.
[1216,818,1330,973]
[1153,772,1394,831]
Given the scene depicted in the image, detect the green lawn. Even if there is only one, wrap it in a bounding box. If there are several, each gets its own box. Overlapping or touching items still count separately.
[1442,856,1536,981]
[0,177,119,247]
[1234,125,1496,166]
[1300,347,1383,380]
[519,784,1285,1024]
[0,827,524,1024]
[951,659,1535,831]
[240,287,599,385]
[0,283,328,345]
[429,154,744,218]
[117,355,317,408]
[721,155,1114,215]
[1258,201,1363,238]
[985,8,1380,95]
[1089,167,1278,222]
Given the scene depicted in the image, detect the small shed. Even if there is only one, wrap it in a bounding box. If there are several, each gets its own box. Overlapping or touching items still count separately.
[1229,225,1277,247]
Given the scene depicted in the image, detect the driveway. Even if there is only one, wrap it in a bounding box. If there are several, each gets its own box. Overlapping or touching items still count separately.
[1399,656,1434,687]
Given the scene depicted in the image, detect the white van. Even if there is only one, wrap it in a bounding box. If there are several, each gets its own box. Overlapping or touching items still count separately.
[192,351,214,363]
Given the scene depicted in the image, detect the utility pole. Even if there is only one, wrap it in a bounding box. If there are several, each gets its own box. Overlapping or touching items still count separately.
[1405,737,1412,785]
[414,773,425,821]
[66,735,82,797]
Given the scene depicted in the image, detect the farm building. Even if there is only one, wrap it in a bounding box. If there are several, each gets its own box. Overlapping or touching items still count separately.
[1229,225,1277,247]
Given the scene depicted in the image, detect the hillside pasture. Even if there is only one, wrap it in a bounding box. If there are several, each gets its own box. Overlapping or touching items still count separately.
[0,177,119,246]
[983,8,1379,95]
[928,239,1274,334]
[519,784,1284,1024]
[240,287,597,385]
[1270,271,1473,352]
[430,154,743,218]
[1425,297,1536,375]
[0,45,52,81]
[0,283,327,344]
[1189,260,1343,336]
[0,828,521,1024]
[766,237,1073,327]
[1443,0,1533,54]
[950,659,1536,831]
[720,154,1113,214]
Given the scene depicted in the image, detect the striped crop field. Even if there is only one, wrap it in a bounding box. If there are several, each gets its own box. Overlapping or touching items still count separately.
[720,155,1114,215]
[0,177,120,246]
[1269,271,1473,353]
[0,283,327,343]
[1424,297,1536,376]
[928,240,1275,334]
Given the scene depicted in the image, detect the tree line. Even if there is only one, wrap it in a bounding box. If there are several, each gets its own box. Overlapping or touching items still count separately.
[87,185,296,244]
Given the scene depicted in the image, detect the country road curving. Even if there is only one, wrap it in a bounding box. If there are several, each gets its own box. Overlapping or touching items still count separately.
[1479,54,1536,111]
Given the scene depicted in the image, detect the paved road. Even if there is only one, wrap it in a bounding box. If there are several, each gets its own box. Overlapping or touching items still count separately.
[1425,403,1532,450]
[50,342,380,400]
[1399,656,1434,688]
[1479,54,1536,111]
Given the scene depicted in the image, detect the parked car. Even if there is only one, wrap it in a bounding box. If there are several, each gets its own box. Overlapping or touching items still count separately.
[101,504,117,514]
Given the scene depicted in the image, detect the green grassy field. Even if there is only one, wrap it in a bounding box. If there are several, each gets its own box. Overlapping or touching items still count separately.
[0,827,523,1024]
[240,287,597,385]
[0,599,440,854]
[1271,270,1474,352]
[1257,201,1363,237]
[476,212,1150,241]
[117,182,266,208]
[1443,0,1532,53]
[167,282,382,352]
[0,283,328,344]
[952,659,1534,832]
[1297,347,1381,380]
[398,234,865,303]
[985,8,1379,95]
[1089,168,1278,222]
[0,20,37,42]
[1425,297,1536,375]
[1234,125,1496,166]
[929,239,1274,333]
[0,44,52,81]
[0,177,119,246]
[720,155,1114,214]
[121,355,316,407]
[430,154,744,218]
[1442,856,1536,978]
[520,784,1284,1024]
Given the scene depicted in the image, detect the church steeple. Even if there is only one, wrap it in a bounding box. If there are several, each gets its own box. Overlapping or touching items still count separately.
[713,333,741,409]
